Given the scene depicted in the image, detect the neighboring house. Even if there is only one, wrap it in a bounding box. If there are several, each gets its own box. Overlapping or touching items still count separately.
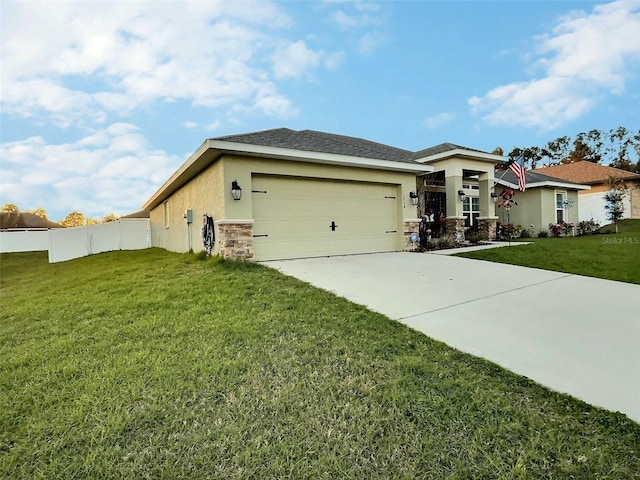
[0,212,64,229]
[492,170,588,234]
[142,129,584,261]
[0,212,64,254]
[533,161,640,224]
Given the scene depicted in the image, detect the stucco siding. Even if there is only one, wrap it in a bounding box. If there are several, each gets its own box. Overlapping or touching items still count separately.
[149,153,418,255]
[149,161,225,253]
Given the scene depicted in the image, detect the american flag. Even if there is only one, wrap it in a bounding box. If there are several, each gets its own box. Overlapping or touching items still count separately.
[509,155,527,191]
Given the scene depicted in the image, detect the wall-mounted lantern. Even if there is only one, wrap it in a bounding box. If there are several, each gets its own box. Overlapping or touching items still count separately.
[491,192,499,203]
[457,190,466,201]
[231,180,242,201]
[409,191,419,206]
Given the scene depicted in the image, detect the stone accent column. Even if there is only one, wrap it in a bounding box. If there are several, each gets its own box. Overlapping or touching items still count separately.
[403,219,421,251]
[445,216,466,241]
[215,220,254,260]
[477,216,498,241]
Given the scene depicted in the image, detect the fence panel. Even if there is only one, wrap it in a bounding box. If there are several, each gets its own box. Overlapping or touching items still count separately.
[120,219,150,249]
[48,220,150,263]
[87,222,120,255]
[0,230,50,253]
[48,227,90,263]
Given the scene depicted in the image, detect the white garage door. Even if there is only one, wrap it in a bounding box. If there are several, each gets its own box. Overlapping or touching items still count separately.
[252,175,400,261]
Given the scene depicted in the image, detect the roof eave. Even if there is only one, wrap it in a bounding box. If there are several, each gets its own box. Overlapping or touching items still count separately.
[495,178,590,190]
[142,140,434,211]
[415,148,504,164]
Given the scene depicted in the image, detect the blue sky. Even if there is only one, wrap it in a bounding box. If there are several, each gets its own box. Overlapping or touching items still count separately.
[2,0,639,221]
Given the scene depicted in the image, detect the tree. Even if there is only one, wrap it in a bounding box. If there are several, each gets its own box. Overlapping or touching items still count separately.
[1,203,20,213]
[603,178,627,233]
[26,207,48,219]
[544,136,571,164]
[507,146,545,169]
[102,213,118,223]
[565,131,601,164]
[60,211,86,227]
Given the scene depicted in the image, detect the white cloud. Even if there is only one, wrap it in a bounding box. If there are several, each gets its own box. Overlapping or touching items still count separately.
[424,112,456,129]
[0,0,324,126]
[357,32,385,57]
[0,124,180,220]
[469,0,640,130]
[273,40,343,79]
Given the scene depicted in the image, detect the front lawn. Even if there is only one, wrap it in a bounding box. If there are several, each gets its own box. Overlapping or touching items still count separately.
[457,219,640,284]
[1,250,639,479]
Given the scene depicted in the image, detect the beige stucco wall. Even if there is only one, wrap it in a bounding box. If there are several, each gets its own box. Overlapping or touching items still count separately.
[150,153,420,254]
[492,187,580,234]
[149,161,225,253]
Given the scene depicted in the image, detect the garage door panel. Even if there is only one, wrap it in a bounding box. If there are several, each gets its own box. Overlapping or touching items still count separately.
[252,175,400,261]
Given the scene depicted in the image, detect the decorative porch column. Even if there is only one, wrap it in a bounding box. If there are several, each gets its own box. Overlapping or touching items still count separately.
[215,220,254,260]
[403,219,421,251]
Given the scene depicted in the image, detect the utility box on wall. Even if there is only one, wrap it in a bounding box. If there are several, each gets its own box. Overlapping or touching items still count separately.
[184,209,193,224]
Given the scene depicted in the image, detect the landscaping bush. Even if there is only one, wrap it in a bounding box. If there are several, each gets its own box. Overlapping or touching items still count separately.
[433,234,456,249]
[518,228,533,239]
[549,221,574,237]
[577,219,600,236]
[496,223,523,241]
[466,231,483,244]
[538,230,549,238]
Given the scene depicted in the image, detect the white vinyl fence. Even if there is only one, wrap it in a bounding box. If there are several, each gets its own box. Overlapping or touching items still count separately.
[0,229,50,253]
[48,219,150,263]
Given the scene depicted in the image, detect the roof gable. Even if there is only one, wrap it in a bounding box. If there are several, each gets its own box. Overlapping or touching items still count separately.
[496,169,589,190]
[532,161,640,184]
[412,142,491,160]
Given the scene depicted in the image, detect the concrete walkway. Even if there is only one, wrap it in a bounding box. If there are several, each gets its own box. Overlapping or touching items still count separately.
[265,251,640,423]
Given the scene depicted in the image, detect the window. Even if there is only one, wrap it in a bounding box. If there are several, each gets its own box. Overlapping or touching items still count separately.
[463,196,480,227]
[555,191,566,223]
[163,201,170,228]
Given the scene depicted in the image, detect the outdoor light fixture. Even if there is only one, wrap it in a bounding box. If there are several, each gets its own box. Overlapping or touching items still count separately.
[409,191,419,206]
[231,180,242,201]
[457,190,466,201]
[491,192,498,203]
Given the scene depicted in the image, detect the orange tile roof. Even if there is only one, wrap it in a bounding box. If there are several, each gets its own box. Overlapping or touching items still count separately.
[532,161,640,185]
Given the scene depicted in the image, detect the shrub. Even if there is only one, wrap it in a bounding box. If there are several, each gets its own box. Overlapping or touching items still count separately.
[538,230,549,238]
[549,221,574,238]
[577,219,600,236]
[518,228,533,239]
[496,223,523,241]
[466,231,483,244]
[433,234,456,249]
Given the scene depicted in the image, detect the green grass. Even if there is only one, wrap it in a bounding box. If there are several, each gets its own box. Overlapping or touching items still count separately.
[457,219,640,284]
[1,249,639,479]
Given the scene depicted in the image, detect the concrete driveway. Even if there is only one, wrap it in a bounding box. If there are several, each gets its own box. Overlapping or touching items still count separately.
[265,252,640,423]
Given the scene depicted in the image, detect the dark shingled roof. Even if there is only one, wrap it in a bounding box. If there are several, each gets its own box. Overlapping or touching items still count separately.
[0,212,64,229]
[214,128,416,164]
[121,210,150,219]
[497,169,583,187]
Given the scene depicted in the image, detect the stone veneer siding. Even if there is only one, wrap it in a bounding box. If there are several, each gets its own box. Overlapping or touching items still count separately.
[403,219,421,251]
[215,220,254,260]
[445,217,466,241]
[477,217,498,241]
